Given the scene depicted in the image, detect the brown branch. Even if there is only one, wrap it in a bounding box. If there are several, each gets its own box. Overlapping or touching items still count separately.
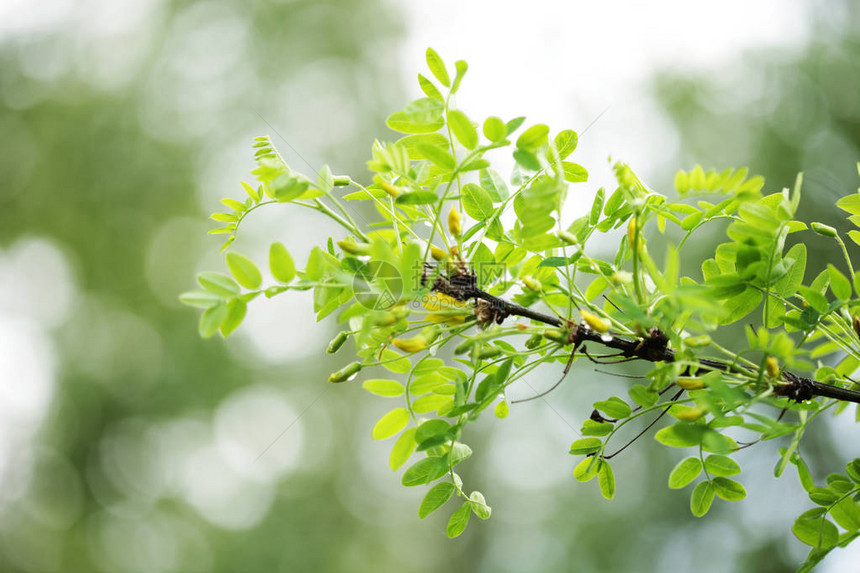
[427,268,860,405]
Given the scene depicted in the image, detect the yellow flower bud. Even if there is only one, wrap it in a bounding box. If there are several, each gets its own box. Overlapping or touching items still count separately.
[337,239,371,255]
[672,406,705,422]
[581,309,611,333]
[627,217,637,247]
[422,293,467,312]
[379,179,402,198]
[675,377,705,390]
[392,335,428,353]
[448,207,462,236]
[430,244,448,261]
[544,330,565,342]
[426,313,466,325]
[766,356,780,378]
[522,276,543,291]
[328,361,362,383]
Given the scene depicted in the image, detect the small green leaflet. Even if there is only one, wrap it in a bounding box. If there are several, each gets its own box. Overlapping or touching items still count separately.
[690,480,715,517]
[198,272,240,297]
[704,454,741,477]
[372,408,409,440]
[269,242,295,283]
[462,183,494,220]
[419,482,456,519]
[426,47,450,87]
[446,502,471,538]
[389,428,417,471]
[362,379,405,397]
[448,110,478,149]
[401,456,449,486]
[668,457,702,489]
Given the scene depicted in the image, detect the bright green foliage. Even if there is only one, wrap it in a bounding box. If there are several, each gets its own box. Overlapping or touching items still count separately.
[182,49,860,567]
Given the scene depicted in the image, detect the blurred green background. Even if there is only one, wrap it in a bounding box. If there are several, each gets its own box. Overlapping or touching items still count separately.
[1,1,858,572]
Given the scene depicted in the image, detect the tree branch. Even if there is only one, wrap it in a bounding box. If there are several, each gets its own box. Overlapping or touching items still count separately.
[427,268,860,405]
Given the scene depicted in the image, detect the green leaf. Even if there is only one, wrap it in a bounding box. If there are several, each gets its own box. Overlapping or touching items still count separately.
[668,457,702,489]
[830,498,860,531]
[362,379,405,397]
[198,303,228,338]
[198,272,240,298]
[774,244,806,297]
[469,491,492,519]
[836,193,860,216]
[809,487,840,506]
[380,349,412,374]
[372,408,410,440]
[590,188,605,226]
[418,482,456,519]
[516,124,549,150]
[570,438,602,455]
[598,460,615,500]
[655,424,704,448]
[415,419,452,445]
[554,130,578,159]
[581,420,612,437]
[573,456,600,482]
[712,477,746,501]
[417,73,443,101]
[386,98,445,134]
[241,181,261,202]
[690,481,716,517]
[389,428,417,471]
[425,47,450,87]
[719,287,762,325]
[828,264,852,301]
[226,252,262,290]
[449,442,473,466]
[560,161,588,183]
[798,286,829,314]
[448,110,478,149]
[513,149,541,171]
[210,212,238,223]
[396,191,439,205]
[219,298,247,337]
[450,60,468,94]
[629,384,658,408]
[675,170,690,194]
[398,133,450,160]
[593,397,631,419]
[269,242,295,284]
[446,502,471,538]
[483,117,507,142]
[462,183,494,220]
[270,173,309,202]
[402,456,449,486]
[180,290,223,309]
[416,142,455,169]
[794,515,839,548]
[494,400,509,418]
[704,454,741,477]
